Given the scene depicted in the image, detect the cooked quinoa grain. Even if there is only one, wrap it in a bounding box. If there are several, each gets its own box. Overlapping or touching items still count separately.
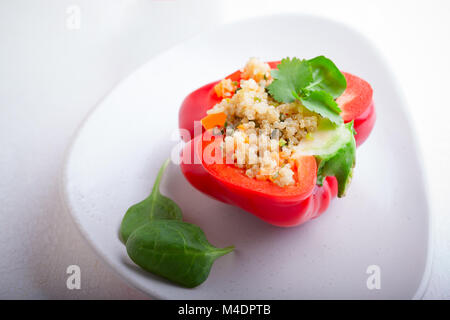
[208,58,319,187]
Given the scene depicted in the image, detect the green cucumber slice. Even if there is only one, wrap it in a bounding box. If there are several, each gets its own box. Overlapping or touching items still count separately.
[295,121,356,197]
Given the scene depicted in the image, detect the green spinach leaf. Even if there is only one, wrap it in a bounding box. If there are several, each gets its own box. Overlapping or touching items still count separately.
[126,220,234,288]
[120,159,182,243]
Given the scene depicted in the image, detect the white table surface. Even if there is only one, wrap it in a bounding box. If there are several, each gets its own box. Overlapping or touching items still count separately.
[0,0,449,299]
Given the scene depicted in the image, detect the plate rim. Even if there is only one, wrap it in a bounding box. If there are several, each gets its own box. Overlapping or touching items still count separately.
[60,12,433,300]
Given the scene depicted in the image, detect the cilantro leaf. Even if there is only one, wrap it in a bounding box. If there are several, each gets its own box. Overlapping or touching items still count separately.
[307,56,347,99]
[300,91,343,125]
[267,56,347,124]
[267,58,312,103]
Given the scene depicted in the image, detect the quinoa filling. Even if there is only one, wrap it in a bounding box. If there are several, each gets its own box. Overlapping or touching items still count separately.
[206,58,321,187]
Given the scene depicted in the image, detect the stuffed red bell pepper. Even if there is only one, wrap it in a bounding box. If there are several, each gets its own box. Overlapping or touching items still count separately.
[179,56,375,227]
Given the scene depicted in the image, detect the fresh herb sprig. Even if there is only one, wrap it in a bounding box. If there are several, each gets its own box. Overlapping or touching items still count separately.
[267,56,347,125]
[120,159,234,288]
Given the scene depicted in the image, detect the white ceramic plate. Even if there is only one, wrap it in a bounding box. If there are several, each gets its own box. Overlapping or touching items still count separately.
[62,14,431,299]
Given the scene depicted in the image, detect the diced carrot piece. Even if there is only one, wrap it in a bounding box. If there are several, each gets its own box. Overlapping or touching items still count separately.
[214,79,237,98]
[201,112,227,130]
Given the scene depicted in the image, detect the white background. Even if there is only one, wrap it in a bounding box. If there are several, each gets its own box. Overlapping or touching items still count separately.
[0,0,449,299]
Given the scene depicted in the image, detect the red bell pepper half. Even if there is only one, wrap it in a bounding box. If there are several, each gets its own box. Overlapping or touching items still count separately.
[178,61,375,227]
